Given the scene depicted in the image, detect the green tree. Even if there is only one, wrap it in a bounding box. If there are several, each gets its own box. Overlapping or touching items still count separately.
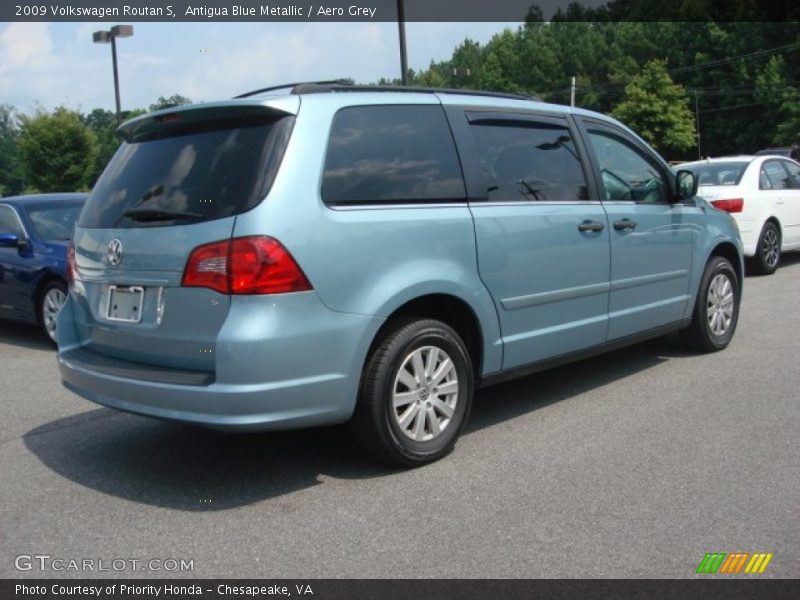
[752,56,800,147]
[0,104,25,196]
[775,91,800,146]
[149,94,192,112]
[611,59,696,157]
[415,64,449,88]
[82,108,120,186]
[18,107,97,192]
[384,18,800,155]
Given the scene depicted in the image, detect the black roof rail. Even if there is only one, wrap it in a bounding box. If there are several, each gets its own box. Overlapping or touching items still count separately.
[233,79,352,99]
[296,82,539,101]
[234,80,539,102]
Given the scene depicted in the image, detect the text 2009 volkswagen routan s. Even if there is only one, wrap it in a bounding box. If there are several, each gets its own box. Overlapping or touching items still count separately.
[58,82,743,466]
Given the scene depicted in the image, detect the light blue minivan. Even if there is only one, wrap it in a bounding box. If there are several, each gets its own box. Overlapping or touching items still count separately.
[58,83,743,466]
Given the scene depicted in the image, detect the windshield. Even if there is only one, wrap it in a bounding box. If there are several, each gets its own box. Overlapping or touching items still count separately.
[683,162,748,186]
[79,114,294,228]
[27,205,82,241]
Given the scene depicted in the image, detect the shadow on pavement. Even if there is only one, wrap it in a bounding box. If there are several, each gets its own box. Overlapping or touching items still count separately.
[777,251,800,268]
[745,248,800,276]
[467,333,683,433]
[23,334,682,512]
[0,320,52,351]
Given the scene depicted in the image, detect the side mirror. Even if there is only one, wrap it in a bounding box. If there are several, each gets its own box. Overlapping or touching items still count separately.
[0,233,21,247]
[675,170,698,201]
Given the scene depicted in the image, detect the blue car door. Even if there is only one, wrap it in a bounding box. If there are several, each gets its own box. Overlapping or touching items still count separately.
[0,204,34,320]
[445,107,611,371]
[578,119,698,340]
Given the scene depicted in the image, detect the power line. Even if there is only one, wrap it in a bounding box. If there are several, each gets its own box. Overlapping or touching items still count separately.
[541,82,800,99]
[700,100,776,114]
[671,42,800,74]
[537,42,800,99]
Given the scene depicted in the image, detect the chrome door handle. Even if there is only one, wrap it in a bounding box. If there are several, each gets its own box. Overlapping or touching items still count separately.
[613,219,637,230]
[578,220,604,232]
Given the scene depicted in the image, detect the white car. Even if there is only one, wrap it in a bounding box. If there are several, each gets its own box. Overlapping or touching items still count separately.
[681,155,800,274]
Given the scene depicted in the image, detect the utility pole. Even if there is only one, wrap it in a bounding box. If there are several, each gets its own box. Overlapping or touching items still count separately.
[570,76,576,107]
[397,0,408,85]
[694,90,702,159]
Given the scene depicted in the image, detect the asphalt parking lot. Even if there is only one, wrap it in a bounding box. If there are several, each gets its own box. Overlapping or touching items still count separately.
[1,256,799,579]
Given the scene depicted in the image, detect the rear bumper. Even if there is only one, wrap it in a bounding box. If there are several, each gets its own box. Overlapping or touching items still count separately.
[57,291,383,431]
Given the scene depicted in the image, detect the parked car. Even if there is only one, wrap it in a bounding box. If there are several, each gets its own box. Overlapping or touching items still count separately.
[680,155,800,274]
[0,193,87,343]
[57,83,743,466]
[754,146,799,161]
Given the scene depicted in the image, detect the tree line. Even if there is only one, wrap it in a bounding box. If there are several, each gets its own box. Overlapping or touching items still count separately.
[383,16,800,161]
[0,95,191,196]
[2,10,799,196]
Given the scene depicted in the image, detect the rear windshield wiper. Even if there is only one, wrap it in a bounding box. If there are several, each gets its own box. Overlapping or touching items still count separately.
[122,207,204,222]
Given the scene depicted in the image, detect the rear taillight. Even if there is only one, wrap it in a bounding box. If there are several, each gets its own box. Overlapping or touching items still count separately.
[182,236,312,295]
[710,198,744,213]
[67,242,76,283]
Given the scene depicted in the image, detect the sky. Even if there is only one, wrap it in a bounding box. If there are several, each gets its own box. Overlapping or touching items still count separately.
[0,21,519,114]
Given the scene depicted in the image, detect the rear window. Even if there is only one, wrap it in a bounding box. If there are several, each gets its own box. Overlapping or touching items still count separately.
[683,162,748,186]
[79,114,294,228]
[321,105,465,205]
[27,204,82,241]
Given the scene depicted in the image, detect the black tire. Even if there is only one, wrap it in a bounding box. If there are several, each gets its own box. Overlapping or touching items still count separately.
[38,279,68,347]
[680,256,740,353]
[351,318,474,467]
[747,221,781,275]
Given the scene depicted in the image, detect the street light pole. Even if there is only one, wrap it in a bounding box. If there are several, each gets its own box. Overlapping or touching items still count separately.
[93,25,134,123]
[397,0,408,85]
[110,35,121,120]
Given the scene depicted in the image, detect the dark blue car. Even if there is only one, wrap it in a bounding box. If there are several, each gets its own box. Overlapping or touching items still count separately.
[0,193,87,344]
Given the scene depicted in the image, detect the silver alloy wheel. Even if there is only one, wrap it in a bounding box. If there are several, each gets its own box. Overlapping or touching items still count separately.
[706,273,734,337]
[392,345,459,442]
[42,287,66,341]
[762,228,780,268]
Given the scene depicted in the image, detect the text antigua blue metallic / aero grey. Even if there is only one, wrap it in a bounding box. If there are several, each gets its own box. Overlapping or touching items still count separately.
[57,83,744,466]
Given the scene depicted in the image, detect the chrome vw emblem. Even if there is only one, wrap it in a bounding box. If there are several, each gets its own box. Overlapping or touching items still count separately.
[107,239,123,266]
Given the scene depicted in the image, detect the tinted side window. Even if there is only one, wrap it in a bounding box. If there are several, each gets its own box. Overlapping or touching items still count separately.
[781,161,800,189]
[762,161,789,190]
[588,130,668,204]
[322,105,465,205]
[0,206,24,237]
[468,120,588,202]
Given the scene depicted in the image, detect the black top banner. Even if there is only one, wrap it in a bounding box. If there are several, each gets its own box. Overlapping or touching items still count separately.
[7,0,550,22]
[3,0,799,22]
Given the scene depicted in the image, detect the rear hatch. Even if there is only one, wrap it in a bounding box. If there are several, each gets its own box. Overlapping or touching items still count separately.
[70,100,297,371]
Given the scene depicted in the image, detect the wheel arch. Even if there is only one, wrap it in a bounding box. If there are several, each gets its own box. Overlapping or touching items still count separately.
[33,271,67,324]
[709,241,744,286]
[365,293,489,380]
[764,216,782,240]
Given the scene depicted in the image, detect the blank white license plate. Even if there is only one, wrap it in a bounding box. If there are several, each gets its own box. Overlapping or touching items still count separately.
[106,285,144,323]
